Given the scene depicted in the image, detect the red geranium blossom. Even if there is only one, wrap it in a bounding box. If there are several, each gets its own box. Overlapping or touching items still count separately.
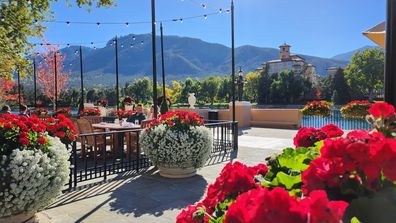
[320,124,344,138]
[176,203,208,223]
[37,137,47,145]
[368,102,395,119]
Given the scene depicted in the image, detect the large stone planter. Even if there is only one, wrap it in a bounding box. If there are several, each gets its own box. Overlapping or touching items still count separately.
[0,212,36,223]
[158,166,197,178]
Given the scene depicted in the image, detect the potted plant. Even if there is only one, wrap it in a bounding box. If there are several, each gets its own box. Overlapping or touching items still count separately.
[301,100,332,117]
[54,108,72,118]
[0,114,72,222]
[78,108,101,117]
[30,108,49,118]
[340,100,371,119]
[116,109,135,119]
[140,111,213,178]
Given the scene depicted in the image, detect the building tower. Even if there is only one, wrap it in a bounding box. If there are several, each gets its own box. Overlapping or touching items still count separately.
[280,43,291,60]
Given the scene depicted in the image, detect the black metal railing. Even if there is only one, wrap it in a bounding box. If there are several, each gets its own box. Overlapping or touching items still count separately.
[302,109,371,130]
[68,120,238,189]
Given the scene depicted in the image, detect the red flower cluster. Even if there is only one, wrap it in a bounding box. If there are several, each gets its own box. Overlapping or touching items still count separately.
[176,162,268,223]
[78,108,101,117]
[224,187,348,223]
[148,111,204,130]
[301,101,331,117]
[0,114,48,152]
[176,203,209,223]
[293,124,344,148]
[368,102,395,119]
[46,114,78,145]
[116,109,135,119]
[302,130,396,194]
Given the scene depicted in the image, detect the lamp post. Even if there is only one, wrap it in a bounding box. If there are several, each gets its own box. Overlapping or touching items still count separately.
[385,0,396,107]
[160,22,169,113]
[54,52,58,111]
[17,70,21,108]
[33,59,37,108]
[151,0,158,118]
[79,46,84,112]
[231,0,236,122]
[237,66,244,101]
[115,36,120,110]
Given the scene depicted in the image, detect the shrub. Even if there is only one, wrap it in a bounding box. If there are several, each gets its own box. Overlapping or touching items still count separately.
[116,110,135,119]
[78,108,101,117]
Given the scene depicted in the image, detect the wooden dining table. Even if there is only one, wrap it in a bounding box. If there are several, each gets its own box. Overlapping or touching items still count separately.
[92,123,142,157]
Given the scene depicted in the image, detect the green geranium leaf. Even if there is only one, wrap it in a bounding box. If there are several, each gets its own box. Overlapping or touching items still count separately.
[350,217,361,223]
[275,172,302,190]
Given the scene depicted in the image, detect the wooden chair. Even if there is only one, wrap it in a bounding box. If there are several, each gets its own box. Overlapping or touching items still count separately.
[76,118,113,159]
[81,116,103,125]
[126,119,152,158]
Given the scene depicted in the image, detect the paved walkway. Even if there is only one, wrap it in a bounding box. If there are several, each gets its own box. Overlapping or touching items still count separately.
[39,128,297,223]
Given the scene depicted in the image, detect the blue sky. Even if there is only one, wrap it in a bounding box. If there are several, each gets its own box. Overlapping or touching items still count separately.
[39,0,385,58]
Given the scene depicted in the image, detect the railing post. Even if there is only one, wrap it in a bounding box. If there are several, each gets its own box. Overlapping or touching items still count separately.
[233,121,238,151]
[72,140,77,189]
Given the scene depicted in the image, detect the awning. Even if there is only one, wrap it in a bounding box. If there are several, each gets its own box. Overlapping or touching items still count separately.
[363,22,385,48]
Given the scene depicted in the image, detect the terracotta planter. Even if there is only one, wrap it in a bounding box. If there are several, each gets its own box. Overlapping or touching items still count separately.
[158,166,197,178]
[0,212,36,223]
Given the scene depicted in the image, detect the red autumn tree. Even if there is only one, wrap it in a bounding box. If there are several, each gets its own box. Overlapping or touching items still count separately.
[0,77,22,104]
[37,43,70,110]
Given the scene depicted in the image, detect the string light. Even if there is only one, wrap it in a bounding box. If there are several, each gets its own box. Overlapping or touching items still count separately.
[66,21,70,26]
[204,14,207,19]
[141,40,144,45]
[130,44,134,48]
[125,22,129,27]
[219,8,223,13]
[201,4,206,8]
[96,22,100,28]
[180,18,183,23]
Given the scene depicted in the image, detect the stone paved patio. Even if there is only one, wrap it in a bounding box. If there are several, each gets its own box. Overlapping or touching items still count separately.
[39,128,297,223]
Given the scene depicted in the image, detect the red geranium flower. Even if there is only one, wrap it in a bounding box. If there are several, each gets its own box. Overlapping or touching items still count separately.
[37,137,47,145]
[320,124,344,138]
[19,137,30,146]
[368,102,395,119]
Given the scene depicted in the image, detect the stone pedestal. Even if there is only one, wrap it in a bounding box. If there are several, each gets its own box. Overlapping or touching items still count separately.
[229,101,252,128]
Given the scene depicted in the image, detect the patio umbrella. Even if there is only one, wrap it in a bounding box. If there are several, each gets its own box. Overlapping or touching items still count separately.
[363,22,385,48]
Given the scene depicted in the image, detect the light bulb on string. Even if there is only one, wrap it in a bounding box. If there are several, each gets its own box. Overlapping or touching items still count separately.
[93,46,97,50]
[66,21,70,27]
[141,40,144,45]
[219,8,223,13]
[204,15,208,19]
[132,36,136,40]
[121,44,124,48]
[201,4,206,9]
[96,22,100,28]
[67,43,70,48]
[125,22,129,27]
[180,18,183,23]
[130,44,134,48]
[226,9,230,13]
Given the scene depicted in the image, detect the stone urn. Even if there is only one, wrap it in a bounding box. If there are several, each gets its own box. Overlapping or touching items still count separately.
[157,166,197,179]
[188,93,196,109]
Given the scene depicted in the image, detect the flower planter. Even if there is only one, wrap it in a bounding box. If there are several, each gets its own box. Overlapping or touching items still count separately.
[140,111,213,179]
[158,166,197,178]
[0,212,36,223]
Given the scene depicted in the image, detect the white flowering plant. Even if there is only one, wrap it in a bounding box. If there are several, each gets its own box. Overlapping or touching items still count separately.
[140,111,213,169]
[0,114,71,218]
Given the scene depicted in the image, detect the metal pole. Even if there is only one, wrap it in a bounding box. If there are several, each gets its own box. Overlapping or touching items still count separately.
[54,52,58,111]
[151,0,158,118]
[160,23,166,101]
[385,0,396,107]
[17,70,21,108]
[115,36,120,110]
[33,59,37,108]
[231,0,236,122]
[79,46,84,112]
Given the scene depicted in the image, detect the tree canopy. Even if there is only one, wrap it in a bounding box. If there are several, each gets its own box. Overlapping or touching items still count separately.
[0,0,113,79]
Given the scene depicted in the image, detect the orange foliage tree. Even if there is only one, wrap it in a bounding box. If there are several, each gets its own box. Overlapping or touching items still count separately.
[0,77,20,104]
[37,44,70,110]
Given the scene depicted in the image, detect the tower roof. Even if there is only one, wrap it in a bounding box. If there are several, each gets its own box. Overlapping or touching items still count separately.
[280,43,291,48]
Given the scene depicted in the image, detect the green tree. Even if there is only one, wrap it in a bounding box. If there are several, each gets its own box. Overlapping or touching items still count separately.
[180,78,195,103]
[344,48,384,101]
[125,77,153,104]
[322,68,351,103]
[0,0,113,78]
[269,70,305,104]
[257,67,271,104]
[217,76,232,103]
[199,76,220,105]
[244,72,260,102]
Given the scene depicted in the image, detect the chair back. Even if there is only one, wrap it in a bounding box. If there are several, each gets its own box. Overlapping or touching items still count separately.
[141,119,152,129]
[76,118,96,145]
[82,116,103,124]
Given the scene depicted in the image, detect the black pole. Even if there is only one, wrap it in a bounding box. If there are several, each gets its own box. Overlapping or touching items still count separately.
[385,0,396,107]
[79,46,84,112]
[115,36,120,111]
[17,70,21,109]
[54,52,58,111]
[231,0,236,122]
[160,23,166,101]
[33,59,37,108]
[151,0,158,118]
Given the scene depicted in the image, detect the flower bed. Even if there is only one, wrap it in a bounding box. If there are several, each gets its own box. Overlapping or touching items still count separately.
[177,102,396,223]
[301,100,331,117]
[340,100,371,119]
[78,108,101,117]
[0,114,73,219]
[140,111,212,177]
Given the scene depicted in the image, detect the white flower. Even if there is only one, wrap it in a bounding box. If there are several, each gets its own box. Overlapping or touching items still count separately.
[0,137,70,217]
[140,125,213,169]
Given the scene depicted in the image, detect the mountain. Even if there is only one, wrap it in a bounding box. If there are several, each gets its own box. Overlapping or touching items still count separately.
[331,46,379,61]
[55,34,348,87]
